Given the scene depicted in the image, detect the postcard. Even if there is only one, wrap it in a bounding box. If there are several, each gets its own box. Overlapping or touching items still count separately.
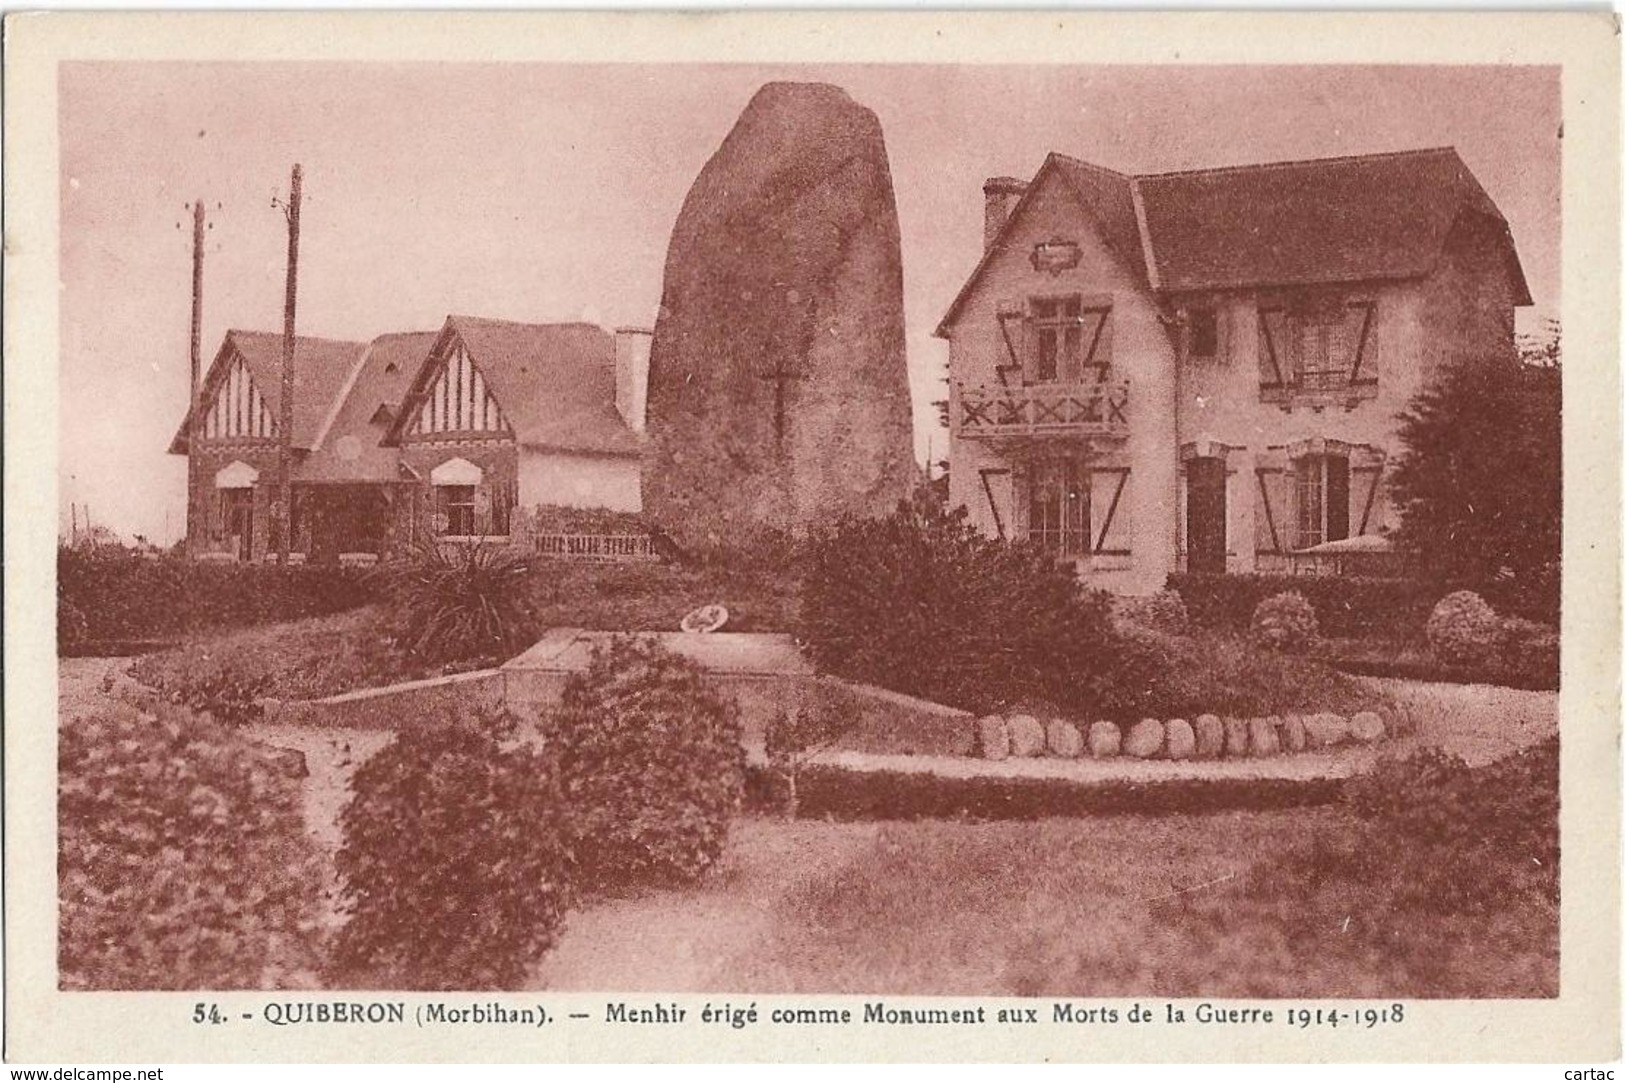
[5,9,1619,1065]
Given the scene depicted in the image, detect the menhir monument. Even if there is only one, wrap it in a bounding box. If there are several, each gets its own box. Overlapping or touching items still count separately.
[643,81,916,549]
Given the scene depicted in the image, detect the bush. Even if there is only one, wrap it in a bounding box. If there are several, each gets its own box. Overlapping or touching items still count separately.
[58,543,373,652]
[1158,737,1559,996]
[1113,589,1190,636]
[130,607,420,718]
[329,706,571,990]
[1167,573,1435,640]
[1497,616,1561,688]
[547,637,745,894]
[59,701,325,989]
[1110,625,1378,719]
[1250,591,1319,653]
[372,542,537,665]
[802,499,1122,716]
[1427,590,1502,668]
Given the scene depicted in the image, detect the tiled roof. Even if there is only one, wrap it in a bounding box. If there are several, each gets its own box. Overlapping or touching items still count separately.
[936,146,1532,335]
[297,331,439,483]
[167,331,367,454]
[390,316,641,457]
[1134,147,1528,297]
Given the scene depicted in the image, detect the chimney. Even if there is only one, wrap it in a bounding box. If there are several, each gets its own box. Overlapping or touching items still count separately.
[613,326,652,433]
[983,176,1028,253]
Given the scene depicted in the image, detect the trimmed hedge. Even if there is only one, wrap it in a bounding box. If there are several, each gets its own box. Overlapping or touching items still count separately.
[59,701,325,989]
[744,763,1342,821]
[1168,573,1437,640]
[59,545,373,652]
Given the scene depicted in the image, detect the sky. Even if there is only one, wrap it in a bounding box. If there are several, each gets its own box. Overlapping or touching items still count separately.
[58,63,1559,544]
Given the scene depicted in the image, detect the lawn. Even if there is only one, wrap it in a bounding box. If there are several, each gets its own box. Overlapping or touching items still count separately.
[537,806,1555,998]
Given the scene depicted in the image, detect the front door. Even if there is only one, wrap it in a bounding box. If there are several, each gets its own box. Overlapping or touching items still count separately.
[222,488,254,561]
[1186,458,1226,574]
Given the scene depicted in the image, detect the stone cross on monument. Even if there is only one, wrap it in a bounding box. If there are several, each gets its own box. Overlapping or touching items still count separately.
[756,352,804,445]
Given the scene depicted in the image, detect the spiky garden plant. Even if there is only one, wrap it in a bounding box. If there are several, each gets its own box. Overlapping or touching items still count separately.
[375,541,536,665]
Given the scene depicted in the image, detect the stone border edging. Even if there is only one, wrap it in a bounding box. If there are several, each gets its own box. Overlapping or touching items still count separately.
[977,707,1404,763]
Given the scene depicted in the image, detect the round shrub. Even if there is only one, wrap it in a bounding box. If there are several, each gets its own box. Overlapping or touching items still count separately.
[59,701,325,989]
[330,706,570,990]
[1426,590,1502,669]
[548,637,745,894]
[1250,591,1319,653]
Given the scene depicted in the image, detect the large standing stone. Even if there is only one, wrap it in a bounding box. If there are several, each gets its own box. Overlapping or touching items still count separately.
[1007,714,1046,758]
[643,82,916,547]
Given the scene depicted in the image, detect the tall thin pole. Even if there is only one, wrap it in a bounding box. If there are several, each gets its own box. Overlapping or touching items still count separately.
[188,199,205,551]
[276,164,302,565]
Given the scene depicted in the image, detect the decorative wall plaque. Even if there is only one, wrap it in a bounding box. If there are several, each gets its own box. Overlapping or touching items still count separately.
[1031,239,1081,273]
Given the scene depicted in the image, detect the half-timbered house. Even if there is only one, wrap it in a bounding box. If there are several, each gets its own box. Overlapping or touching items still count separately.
[936,147,1531,593]
[170,316,650,561]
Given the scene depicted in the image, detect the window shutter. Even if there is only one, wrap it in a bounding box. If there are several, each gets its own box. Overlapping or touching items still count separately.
[1090,467,1131,555]
[995,301,1024,385]
[979,468,1017,541]
[1326,457,1351,542]
[1349,302,1378,384]
[1091,308,1114,377]
[1351,465,1384,536]
[1258,309,1290,386]
[1254,468,1293,554]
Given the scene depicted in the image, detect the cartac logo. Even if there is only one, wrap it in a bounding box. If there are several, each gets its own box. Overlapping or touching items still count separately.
[1564,1071,1615,1080]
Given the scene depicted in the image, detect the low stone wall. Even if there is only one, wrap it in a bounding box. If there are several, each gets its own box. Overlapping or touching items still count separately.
[264,668,505,730]
[976,708,1405,762]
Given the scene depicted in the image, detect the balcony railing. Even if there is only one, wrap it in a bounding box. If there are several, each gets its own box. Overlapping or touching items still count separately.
[955,380,1130,441]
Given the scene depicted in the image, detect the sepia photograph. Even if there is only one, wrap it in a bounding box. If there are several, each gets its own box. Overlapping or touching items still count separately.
[7,9,1619,1067]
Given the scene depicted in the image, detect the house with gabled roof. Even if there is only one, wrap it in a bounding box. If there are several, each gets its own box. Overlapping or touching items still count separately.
[935,146,1531,593]
[170,316,650,561]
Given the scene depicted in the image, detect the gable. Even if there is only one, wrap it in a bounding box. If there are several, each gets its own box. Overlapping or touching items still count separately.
[202,347,276,441]
[935,158,1149,337]
[404,337,512,438]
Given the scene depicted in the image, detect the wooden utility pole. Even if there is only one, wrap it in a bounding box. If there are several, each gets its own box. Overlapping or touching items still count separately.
[187,199,206,550]
[276,164,303,565]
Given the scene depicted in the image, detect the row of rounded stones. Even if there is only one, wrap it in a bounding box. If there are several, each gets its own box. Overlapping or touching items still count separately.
[978,710,1391,761]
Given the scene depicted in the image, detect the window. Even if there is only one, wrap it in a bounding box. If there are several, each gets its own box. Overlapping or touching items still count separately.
[1189,307,1219,359]
[1293,454,1350,550]
[437,485,477,536]
[1258,300,1378,394]
[1026,459,1090,557]
[1031,297,1082,383]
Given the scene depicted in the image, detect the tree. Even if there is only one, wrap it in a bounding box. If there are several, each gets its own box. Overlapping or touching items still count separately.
[1390,323,1560,618]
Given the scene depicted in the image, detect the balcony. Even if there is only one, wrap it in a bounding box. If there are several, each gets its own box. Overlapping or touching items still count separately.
[954,380,1130,445]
